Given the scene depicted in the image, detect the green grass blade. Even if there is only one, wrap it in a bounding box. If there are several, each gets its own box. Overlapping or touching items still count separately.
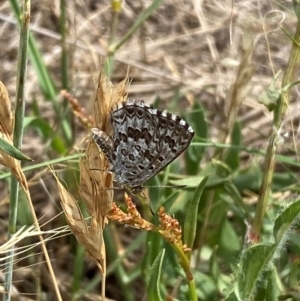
[4,1,30,300]
[112,0,164,53]
[0,137,32,161]
[9,9,56,101]
[10,0,72,146]
[224,121,241,170]
[147,249,165,301]
[104,0,164,76]
[183,176,209,250]
[0,153,83,180]
[186,102,208,174]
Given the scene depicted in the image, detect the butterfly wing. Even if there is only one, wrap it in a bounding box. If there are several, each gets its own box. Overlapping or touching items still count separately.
[138,106,194,180]
[111,100,194,188]
[110,100,161,187]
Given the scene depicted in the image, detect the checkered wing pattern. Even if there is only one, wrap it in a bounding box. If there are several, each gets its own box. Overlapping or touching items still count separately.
[92,100,194,192]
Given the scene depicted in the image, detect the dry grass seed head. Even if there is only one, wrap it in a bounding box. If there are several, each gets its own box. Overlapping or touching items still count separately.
[61,90,95,128]
[53,172,105,266]
[81,72,130,272]
[0,81,14,135]
[57,72,130,270]
[158,207,184,247]
[81,72,129,220]
[0,82,29,193]
[93,71,129,131]
[108,195,157,231]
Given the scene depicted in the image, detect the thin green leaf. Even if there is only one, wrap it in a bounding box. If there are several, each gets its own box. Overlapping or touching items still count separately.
[0,137,32,161]
[170,174,229,189]
[186,102,208,174]
[224,291,239,301]
[0,153,83,180]
[24,116,52,139]
[103,226,135,301]
[218,220,241,266]
[265,265,280,301]
[112,0,164,53]
[224,121,241,170]
[147,249,165,301]
[162,190,181,213]
[142,233,161,278]
[5,1,31,300]
[183,176,209,249]
[51,135,68,154]
[281,25,300,48]
[10,0,73,147]
[224,183,251,220]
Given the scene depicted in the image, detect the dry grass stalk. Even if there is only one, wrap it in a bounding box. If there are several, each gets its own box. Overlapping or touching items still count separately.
[224,40,254,145]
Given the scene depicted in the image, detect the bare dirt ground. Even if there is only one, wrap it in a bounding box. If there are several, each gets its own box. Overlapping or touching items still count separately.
[0,0,298,300]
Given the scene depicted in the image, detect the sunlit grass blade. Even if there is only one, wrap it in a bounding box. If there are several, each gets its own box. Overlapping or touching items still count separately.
[183,176,209,251]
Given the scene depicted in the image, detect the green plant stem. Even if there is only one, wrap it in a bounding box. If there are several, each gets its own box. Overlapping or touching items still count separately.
[104,1,121,78]
[104,0,164,77]
[170,241,197,301]
[252,13,300,239]
[60,0,68,92]
[4,2,30,301]
[104,226,136,301]
[112,0,164,53]
[0,153,83,180]
[10,0,72,147]
[59,0,73,146]
[9,0,56,100]
[71,244,85,300]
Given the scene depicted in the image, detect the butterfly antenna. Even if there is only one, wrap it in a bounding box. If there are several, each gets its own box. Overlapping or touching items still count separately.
[144,184,187,190]
[89,168,112,173]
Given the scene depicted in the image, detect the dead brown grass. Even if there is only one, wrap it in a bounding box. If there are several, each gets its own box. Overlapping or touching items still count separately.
[0,1,297,150]
[0,0,298,300]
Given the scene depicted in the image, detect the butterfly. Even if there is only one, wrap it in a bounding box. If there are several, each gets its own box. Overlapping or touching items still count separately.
[91,99,194,194]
